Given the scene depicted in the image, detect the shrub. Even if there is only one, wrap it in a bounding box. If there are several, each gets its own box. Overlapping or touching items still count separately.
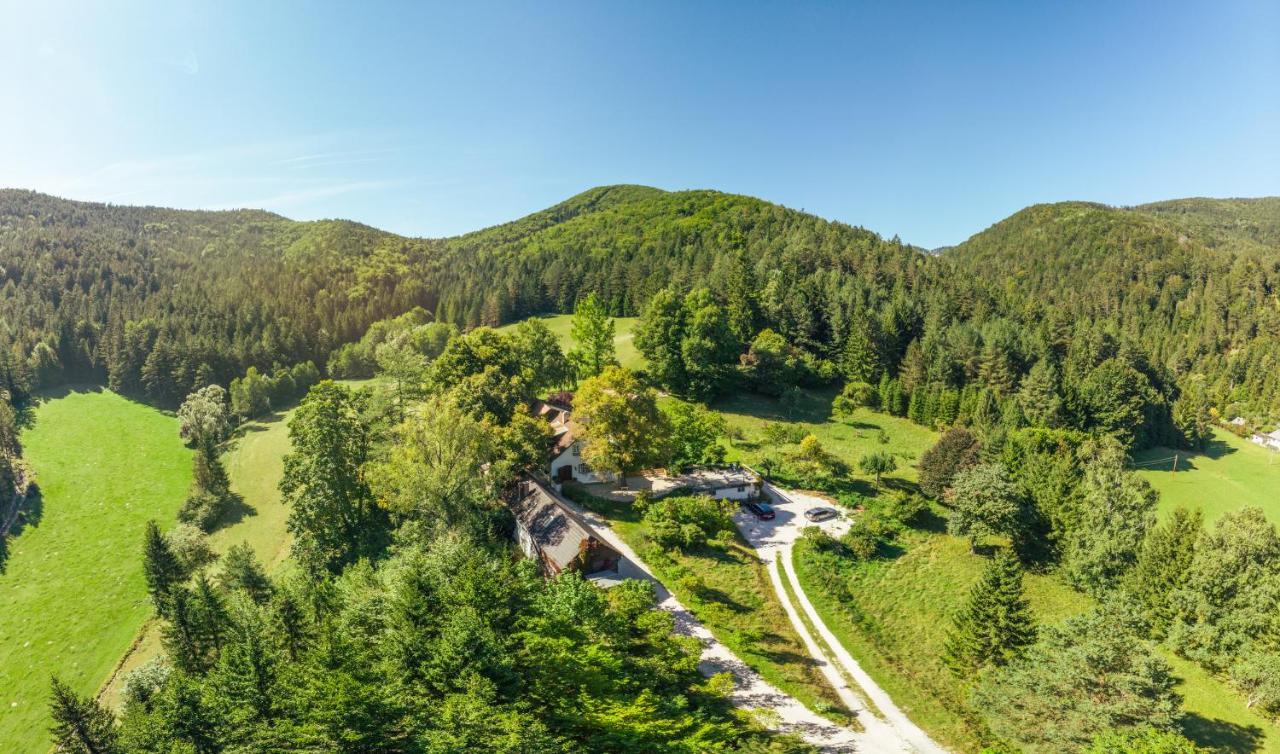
[762,422,807,445]
[840,520,880,560]
[178,489,230,531]
[644,495,733,551]
[165,524,217,574]
[886,492,929,527]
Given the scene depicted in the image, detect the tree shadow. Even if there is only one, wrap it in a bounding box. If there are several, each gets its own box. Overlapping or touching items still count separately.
[713,387,837,425]
[1202,438,1239,460]
[845,420,882,431]
[1180,712,1265,753]
[208,492,257,531]
[0,483,43,574]
[693,585,752,614]
[908,506,949,534]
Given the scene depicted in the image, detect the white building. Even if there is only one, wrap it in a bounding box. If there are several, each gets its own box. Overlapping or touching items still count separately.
[1250,429,1280,452]
[531,399,619,485]
[675,465,762,501]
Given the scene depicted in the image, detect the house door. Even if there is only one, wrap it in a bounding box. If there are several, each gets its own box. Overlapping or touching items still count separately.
[556,465,573,482]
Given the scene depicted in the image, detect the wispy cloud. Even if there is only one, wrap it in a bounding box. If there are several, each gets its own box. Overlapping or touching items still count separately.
[208,179,407,211]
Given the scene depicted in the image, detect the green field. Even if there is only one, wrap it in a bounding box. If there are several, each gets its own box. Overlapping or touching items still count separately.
[1,389,192,753]
[496,314,644,372]
[1135,428,1280,524]
[100,378,380,707]
[714,387,938,497]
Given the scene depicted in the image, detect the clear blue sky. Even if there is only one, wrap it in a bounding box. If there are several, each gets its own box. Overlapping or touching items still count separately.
[2,1,1276,248]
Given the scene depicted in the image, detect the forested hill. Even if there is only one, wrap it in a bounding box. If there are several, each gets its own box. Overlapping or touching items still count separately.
[0,185,1276,429]
[943,199,1280,421]
[0,189,432,404]
[430,184,922,328]
[0,185,921,405]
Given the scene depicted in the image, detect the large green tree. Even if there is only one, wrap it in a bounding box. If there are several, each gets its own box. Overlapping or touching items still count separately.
[1062,441,1158,595]
[48,677,119,754]
[974,604,1182,753]
[568,292,618,380]
[573,367,672,481]
[280,381,388,575]
[946,463,1025,551]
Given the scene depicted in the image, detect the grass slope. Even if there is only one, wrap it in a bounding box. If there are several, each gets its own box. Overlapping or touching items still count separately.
[793,530,1090,752]
[495,314,644,372]
[100,378,379,708]
[1,389,192,753]
[1134,428,1280,524]
[715,387,937,497]
[794,517,1280,752]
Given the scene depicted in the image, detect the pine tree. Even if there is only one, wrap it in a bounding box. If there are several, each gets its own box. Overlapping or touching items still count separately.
[877,373,893,413]
[943,550,1036,676]
[48,676,119,754]
[907,386,926,425]
[164,588,204,673]
[1131,507,1202,637]
[219,542,274,604]
[143,520,185,617]
[567,292,618,379]
[1017,360,1063,428]
[840,325,880,383]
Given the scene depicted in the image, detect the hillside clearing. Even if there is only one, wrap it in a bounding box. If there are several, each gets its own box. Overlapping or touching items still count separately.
[1,389,192,753]
[495,314,644,372]
[1135,428,1280,524]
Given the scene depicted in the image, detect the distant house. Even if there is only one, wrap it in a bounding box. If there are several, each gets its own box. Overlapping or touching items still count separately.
[1230,416,1248,427]
[529,399,619,485]
[507,472,622,577]
[1251,429,1280,452]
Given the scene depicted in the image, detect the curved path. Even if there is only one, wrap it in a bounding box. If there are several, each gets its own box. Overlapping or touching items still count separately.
[737,483,947,754]
[559,497,862,752]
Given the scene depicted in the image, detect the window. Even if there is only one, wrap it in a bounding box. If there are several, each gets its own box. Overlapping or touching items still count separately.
[736,486,745,493]
[577,464,590,475]
[571,444,580,456]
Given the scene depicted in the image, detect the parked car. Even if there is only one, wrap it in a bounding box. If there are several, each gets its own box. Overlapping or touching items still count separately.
[743,500,775,520]
[804,507,838,523]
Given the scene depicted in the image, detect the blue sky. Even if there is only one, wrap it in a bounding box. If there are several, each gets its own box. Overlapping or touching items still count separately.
[1,1,1276,248]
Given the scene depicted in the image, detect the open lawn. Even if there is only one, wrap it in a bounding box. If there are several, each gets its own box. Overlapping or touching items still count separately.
[495,313,644,372]
[793,519,1280,753]
[1134,428,1280,525]
[714,387,938,499]
[566,487,855,727]
[100,378,381,708]
[1,389,192,753]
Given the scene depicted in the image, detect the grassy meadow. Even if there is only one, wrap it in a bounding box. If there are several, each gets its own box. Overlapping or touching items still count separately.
[1,389,192,753]
[713,386,938,499]
[495,313,644,372]
[1134,428,1280,524]
[101,379,381,707]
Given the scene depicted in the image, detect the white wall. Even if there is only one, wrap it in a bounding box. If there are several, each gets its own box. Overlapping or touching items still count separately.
[550,441,618,484]
[710,484,756,501]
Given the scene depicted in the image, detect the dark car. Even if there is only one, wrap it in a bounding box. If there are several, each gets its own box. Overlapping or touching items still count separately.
[743,500,775,520]
[804,507,838,523]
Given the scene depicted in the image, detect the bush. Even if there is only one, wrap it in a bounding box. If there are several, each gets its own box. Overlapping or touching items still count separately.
[178,489,230,531]
[886,492,929,527]
[840,520,881,560]
[166,524,217,573]
[644,495,733,551]
[121,658,171,709]
[762,422,807,445]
